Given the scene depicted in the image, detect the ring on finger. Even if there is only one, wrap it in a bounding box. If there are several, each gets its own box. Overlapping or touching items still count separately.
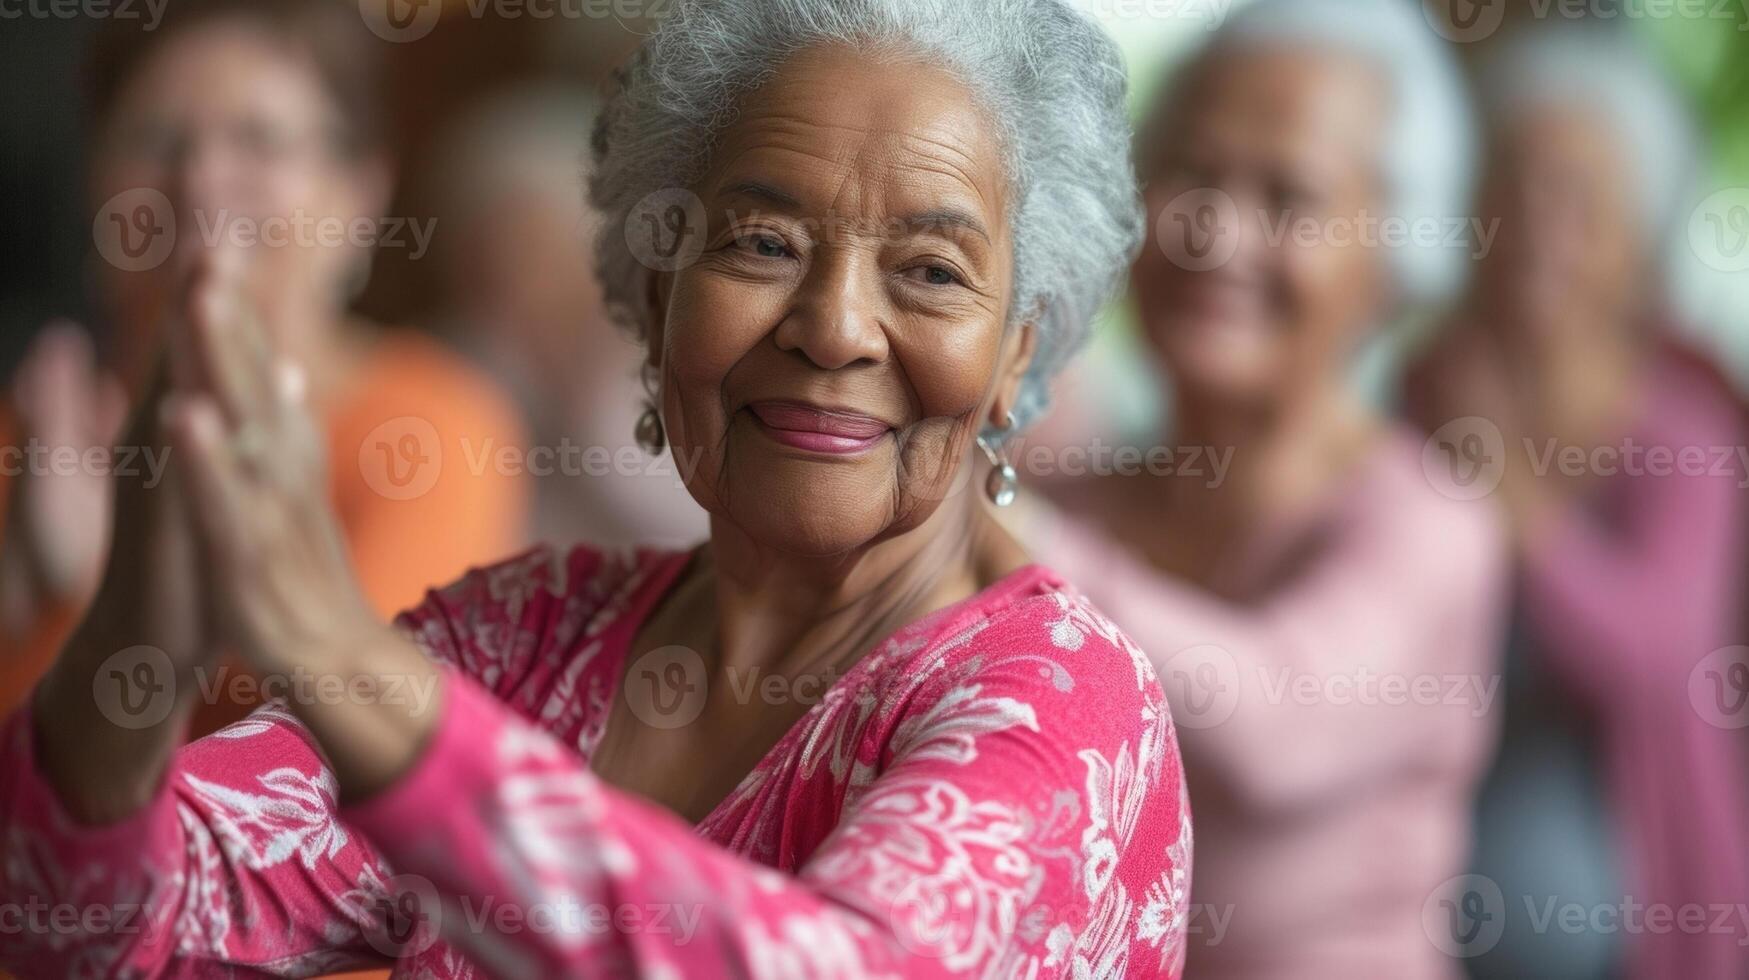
[232,421,270,470]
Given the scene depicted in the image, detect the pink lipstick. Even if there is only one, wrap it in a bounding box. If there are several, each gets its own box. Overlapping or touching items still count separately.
[748,401,891,454]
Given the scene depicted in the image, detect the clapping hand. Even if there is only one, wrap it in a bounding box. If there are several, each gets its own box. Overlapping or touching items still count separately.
[158,247,380,678]
[160,248,440,799]
[37,249,438,822]
[1,324,128,633]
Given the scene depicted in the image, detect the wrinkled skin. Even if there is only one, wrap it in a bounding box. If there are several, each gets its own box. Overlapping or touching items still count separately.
[39,44,1040,826]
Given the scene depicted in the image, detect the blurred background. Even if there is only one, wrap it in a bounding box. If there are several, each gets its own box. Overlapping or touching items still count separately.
[1,0,1745,977]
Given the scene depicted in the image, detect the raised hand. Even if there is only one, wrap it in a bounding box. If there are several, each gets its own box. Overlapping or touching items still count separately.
[32,277,225,823]
[161,248,440,799]
[1,324,128,632]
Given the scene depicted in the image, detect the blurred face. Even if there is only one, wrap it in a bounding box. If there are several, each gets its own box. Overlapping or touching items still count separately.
[1472,106,1646,348]
[649,45,1030,557]
[89,20,382,388]
[1134,46,1389,409]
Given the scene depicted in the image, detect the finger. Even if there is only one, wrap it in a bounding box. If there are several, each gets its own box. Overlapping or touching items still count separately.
[275,360,308,410]
[15,321,96,443]
[164,393,252,582]
[177,250,276,426]
[259,359,319,487]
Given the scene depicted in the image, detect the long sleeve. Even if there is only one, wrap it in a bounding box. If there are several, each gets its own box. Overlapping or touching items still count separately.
[1,547,1188,978]
[342,604,1187,978]
[1518,377,1746,697]
[1512,358,1749,980]
[1026,450,1509,817]
[0,699,399,978]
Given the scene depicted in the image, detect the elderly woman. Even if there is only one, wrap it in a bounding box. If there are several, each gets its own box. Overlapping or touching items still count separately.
[0,0,1188,977]
[1015,0,1506,976]
[1408,27,1749,980]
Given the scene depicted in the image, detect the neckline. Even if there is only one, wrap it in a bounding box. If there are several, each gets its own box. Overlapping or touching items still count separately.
[594,550,1062,828]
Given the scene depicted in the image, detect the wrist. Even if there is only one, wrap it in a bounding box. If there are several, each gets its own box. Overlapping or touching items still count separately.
[34,616,197,824]
[271,620,445,803]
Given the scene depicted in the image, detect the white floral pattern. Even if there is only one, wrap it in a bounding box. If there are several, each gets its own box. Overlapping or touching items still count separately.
[0,545,1188,978]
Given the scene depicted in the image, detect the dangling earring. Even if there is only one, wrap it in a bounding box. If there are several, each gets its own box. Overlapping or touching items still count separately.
[635,405,665,454]
[976,411,1019,507]
[634,362,665,454]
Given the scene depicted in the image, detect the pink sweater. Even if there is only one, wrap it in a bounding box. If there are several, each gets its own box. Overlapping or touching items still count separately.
[1517,349,1749,980]
[1023,428,1510,979]
[0,546,1189,978]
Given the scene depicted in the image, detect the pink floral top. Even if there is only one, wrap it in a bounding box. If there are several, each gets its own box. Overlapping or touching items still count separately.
[0,545,1190,978]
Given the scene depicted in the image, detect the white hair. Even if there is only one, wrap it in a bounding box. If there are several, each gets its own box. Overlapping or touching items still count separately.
[1477,24,1699,248]
[1196,0,1479,307]
[588,0,1144,433]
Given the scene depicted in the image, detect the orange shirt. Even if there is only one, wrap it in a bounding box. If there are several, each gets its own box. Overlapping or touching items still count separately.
[0,330,531,726]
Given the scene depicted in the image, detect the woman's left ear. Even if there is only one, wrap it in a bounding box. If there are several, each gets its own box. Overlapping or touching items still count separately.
[991,319,1038,426]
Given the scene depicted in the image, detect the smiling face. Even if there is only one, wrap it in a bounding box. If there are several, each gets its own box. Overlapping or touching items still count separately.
[1135,45,1388,411]
[645,44,1032,558]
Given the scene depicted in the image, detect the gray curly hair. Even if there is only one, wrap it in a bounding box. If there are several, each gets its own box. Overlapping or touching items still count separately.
[589,0,1144,433]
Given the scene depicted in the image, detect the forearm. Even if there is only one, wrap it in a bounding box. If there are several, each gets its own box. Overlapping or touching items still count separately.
[276,620,444,804]
[2,665,397,977]
[342,669,1039,978]
[29,608,197,825]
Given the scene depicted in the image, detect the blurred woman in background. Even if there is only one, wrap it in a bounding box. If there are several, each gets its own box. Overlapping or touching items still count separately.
[1016,0,1509,976]
[423,85,708,551]
[0,0,528,727]
[1409,26,1749,980]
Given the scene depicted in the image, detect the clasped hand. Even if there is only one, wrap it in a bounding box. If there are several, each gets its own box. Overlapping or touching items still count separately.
[38,249,439,821]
